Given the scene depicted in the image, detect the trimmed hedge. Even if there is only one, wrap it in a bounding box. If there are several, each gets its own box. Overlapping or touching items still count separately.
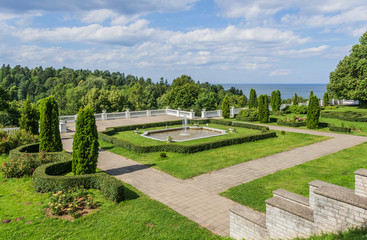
[277,119,307,127]
[329,125,352,133]
[33,160,124,202]
[321,111,367,122]
[9,143,70,163]
[99,119,274,154]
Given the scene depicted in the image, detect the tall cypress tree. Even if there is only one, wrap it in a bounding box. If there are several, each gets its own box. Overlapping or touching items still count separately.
[19,97,39,135]
[323,92,329,107]
[39,95,62,152]
[270,90,277,112]
[248,89,258,108]
[292,93,299,105]
[307,95,320,129]
[222,95,230,118]
[258,94,269,123]
[275,90,282,111]
[72,106,99,175]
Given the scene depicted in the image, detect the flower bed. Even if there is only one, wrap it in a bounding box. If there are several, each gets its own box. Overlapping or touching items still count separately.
[277,116,307,127]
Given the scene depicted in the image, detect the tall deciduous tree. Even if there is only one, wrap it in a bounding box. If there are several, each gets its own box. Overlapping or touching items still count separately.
[258,94,269,123]
[307,95,320,129]
[39,96,62,152]
[248,89,258,109]
[72,107,99,175]
[222,95,230,118]
[19,97,39,135]
[328,31,367,104]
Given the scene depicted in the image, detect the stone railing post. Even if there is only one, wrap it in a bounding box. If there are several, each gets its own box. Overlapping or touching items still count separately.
[201,109,206,118]
[126,109,130,119]
[217,110,222,118]
[177,108,181,117]
[230,106,235,118]
[189,109,195,119]
[102,110,107,121]
[146,109,151,117]
[165,106,169,114]
[59,120,67,133]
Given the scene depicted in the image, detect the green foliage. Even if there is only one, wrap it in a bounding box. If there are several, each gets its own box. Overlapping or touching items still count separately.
[277,116,307,127]
[328,31,367,103]
[323,92,329,107]
[236,109,259,121]
[39,96,62,152]
[270,90,277,112]
[0,85,10,111]
[275,90,282,112]
[285,105,308,114]
[222,95,230,118]
[72,107,99,175]
[0,129,38,154]
[307,95,321,129]
[160,152,167,158]
[258,94,269,123]
[165,75,200,110]
[0,101,21,127]
[248,89,258,108]
[33,160,125,202]
[292,93,299,105]
[19,97,39,135]
[321,110,367,122]
[328,125,352,133]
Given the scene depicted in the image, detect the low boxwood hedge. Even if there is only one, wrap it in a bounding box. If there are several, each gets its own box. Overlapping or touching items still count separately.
[329,125,352,133]
[321,111,367,122]
[99,119,274,154]
[33,160,124,202]
[9,143,70,163]
[277,119,307,127]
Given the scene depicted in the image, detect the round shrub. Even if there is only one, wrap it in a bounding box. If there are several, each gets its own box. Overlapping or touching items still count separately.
[160,152,167,158]
[281,130,285,135]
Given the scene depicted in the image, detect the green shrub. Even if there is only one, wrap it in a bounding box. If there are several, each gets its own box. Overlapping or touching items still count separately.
[258,94,269,123]
[33,160,124,202]
[323,92,329,107]
[39,96,62,152]
[0,129,38,154]
[160,152,167,158]
[321,111,367,122]
[292,93,299,105]
[19,97,39,135]
[281,130,285,135]
[270,90,277,112]
[307,95,321,129]
[72,107,99,175]
[236,109,258,121]
[248,89,258,109]
[222,95,230,118]
[275,90,282,112]
[287,105,307,114]
[329,125,352,133]
[277,115,307,127]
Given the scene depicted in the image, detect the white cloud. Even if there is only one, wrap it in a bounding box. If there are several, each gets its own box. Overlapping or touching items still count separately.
[269,69,291,77]
[275,45,329,57]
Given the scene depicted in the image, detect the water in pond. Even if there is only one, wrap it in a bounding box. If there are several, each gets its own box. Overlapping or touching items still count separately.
[142,127,226,142]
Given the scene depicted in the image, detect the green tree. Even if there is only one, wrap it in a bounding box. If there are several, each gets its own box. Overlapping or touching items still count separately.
[248,89,258,108]
[275,90,282,111]
[39,96,62,152]
[323,92,329,107]
[72,107,99,175]
[328,31,367,104]
[165,75,200,110]
[258,94,269,123]
[270,90,277,112]
[222,95,230,118]
[19,97,39,135]
[0,85,10,111]
[307,95,320,129]
[292,93,299,105]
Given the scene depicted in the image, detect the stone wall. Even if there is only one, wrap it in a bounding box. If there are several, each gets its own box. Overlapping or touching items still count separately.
[230,168,367,240]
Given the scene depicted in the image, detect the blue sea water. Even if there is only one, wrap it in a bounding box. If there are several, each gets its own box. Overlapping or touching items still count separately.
[221,84,327,99]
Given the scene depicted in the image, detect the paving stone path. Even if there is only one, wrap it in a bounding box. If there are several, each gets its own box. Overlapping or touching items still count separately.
[61,116,367,237]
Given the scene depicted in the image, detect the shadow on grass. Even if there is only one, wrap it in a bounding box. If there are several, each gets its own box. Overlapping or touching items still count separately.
[123,187,140,201]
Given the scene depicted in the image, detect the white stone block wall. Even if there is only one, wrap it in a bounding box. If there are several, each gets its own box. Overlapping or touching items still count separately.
[355,169,367,197]
[230,211,268,240]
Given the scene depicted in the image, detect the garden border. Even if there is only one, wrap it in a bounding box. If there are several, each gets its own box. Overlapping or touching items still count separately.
[98,119,276,154]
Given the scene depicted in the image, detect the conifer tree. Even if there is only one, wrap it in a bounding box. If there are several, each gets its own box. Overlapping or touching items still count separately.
[275,90,282,111]
[222,95,230,118]
[248,89,258,108]
[323,92,329,107]
[292,93,299,105]
[307,95,320,129]
[258,94,269,123]
[19,97,39,135]
[39,96,62,152]
[72,106,99,175]
[270,90,277,112]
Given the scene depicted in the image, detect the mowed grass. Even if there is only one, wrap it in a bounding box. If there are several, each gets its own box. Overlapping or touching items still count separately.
[0,155,224,240]
[112,124,260,146]
[221,142,367,213]
[100,131,328,179]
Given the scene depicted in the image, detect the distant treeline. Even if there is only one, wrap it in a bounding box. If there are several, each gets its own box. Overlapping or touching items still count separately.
[0,65,247,124]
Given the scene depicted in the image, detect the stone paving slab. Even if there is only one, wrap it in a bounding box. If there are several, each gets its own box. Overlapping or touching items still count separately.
[60,117,367,237]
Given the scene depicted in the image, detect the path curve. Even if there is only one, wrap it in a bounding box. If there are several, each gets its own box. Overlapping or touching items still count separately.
[61,117,367,236]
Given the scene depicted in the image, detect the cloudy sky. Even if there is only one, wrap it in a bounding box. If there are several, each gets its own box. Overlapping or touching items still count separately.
[0,0,366,84]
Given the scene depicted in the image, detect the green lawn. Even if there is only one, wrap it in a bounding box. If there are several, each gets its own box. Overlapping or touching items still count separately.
[221,142,367,213]
[100,131,328,179]
[112,124,260,146]
[0,155,224,240]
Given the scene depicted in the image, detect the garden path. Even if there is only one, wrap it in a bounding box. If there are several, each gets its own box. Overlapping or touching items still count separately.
[61,117,367,237]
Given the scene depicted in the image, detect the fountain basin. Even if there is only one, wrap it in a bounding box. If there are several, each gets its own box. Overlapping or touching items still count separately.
[142,127,227,142]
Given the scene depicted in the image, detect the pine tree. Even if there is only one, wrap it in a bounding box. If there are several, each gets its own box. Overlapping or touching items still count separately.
[270,90,277,112]
[275,90,282,111]
[292,93,299,105]
[19,97,39,135]
[39,96,62,152]
[323,92,329,107]
[248,89,258,108]
[258,94,269,123]
[307,95,320,129]
[222,95,230,118]
[72,106,99,175]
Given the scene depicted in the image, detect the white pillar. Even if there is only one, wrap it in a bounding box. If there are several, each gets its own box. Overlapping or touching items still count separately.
[102,110,107,120]
[165,106,169,114]
[177,108,181,117]
[217,110,222,118]
[201,109,206,118]
[59,120,67,133]
[230,106,235,118]
[126,109,130,118]
[146,109,151,117]
[189,109,195,120]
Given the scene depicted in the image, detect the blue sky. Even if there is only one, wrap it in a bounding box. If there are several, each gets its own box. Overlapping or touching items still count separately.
[0,0,366,84]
